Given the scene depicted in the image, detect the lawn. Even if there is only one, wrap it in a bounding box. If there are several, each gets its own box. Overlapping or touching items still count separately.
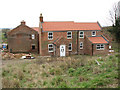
[2,53,119,88]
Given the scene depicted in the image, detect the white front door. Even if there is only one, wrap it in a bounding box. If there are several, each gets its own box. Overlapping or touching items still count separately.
[60,45,66,57]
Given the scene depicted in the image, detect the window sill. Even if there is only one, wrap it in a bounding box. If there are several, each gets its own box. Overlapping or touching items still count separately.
[48,39,53,40]
[79,37,84,39]
[96,49,104,50]
[48,51,54,52]
[67,38,72,39]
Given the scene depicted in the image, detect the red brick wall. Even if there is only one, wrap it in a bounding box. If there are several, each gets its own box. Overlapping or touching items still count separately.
[40,30,106,56]
[93,44,109,55]
[8,24,39,53]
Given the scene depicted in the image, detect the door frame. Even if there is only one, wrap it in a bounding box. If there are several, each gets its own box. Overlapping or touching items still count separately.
[60,45,66,57]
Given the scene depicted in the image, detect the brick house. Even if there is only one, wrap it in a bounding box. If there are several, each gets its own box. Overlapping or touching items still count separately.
[38,14,109,56]
[8,14,110,56]
[7,21,39,53]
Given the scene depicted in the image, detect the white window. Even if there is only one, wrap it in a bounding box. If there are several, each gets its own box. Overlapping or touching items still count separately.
[48,44,54,52]
[79,31,84,38]
[68,43,72,51]
[80,42,83,49]
[67,31,72,39]
[48,32,53,40]
[96,44,105,50]
[109,46,111,49]
[32,34,35,39]
[92,31,96,36]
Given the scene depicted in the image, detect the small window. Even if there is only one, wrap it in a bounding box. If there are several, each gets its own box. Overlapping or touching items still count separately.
[68,43,72,51]
[67,31,72,39]
[96,44,104,50]
[48,44,54,52]
[32,34,35,39]
[80,42,83,49]
[109,46,111,49]
[79,31,84,38]
[92,31,96,36]
[32,44,35,50]
[48,32,53,40]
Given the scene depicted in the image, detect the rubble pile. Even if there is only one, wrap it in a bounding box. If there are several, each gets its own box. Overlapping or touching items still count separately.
[2,52,32,60]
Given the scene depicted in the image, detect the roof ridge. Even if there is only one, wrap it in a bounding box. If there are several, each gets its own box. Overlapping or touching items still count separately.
[44,21,74,22]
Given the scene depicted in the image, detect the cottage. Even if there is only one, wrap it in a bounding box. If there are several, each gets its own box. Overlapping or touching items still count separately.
[8,14,110,56]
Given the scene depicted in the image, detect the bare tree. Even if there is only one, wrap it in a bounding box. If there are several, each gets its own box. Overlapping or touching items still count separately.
[109,1,120,26]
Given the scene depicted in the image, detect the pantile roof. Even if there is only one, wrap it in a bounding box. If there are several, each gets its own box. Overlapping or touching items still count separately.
[32,27,39,32]
[88,36,108,44]
[42,21,101,31]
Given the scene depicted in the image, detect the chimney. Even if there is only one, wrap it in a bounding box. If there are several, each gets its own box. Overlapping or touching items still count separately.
[21,20,26,25]
[40,13,43,22]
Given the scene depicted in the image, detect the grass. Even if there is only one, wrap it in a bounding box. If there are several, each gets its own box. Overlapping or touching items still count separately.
[2,53,119,88]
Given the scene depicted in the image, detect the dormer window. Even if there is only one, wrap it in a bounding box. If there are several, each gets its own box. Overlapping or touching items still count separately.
[32,34,35,39]
[48,32,53,40]
[67,31,72,39]
[92,31,96,36]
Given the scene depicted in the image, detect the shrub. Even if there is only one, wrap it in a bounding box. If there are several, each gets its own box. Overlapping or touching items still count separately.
[68,68,75,76]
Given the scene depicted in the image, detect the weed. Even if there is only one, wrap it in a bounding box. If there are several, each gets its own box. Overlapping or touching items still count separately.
[43,81,48,86]
[49,68,55,75]
[41,72,49,77]
[42,64,45,68]
[18,70,24,80]
[68,68,75,76]
[2,78,11,88]
[52,76,64,86]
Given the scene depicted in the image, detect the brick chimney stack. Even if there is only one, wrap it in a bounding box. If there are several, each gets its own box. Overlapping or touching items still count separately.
[40,13,43,22]
[21,20,26,25]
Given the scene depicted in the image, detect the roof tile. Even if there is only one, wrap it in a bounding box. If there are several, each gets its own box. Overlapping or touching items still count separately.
[88,36,108,44]
[42,21,101,31]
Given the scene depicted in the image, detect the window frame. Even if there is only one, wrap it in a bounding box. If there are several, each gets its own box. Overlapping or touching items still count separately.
[48,32,53,40]
[92,31,96,36]
[96,44,105,50]
[48,44,54,52]
[80,42,83,49]
[31,44,36,50]
[79,31,84,38]
[67,31,72,39]
[68,43,72,51]
[31,34,35,39]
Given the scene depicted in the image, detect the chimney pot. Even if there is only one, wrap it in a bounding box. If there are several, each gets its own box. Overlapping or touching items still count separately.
[40,13,43,22]
[21,20,26,25]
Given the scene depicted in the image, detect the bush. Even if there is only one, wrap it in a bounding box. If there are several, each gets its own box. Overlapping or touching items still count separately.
[68,68,75,76]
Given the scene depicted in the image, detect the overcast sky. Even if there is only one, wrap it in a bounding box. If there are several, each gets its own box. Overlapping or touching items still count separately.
[0,0,119,28]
